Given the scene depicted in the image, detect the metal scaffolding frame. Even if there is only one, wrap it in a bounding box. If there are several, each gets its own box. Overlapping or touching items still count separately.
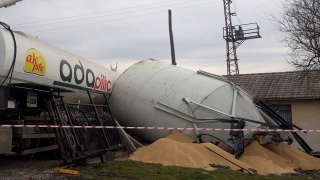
[48,91,123,163]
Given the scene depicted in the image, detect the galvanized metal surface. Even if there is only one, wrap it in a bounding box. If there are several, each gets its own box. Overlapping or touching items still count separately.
[109,60,268,142]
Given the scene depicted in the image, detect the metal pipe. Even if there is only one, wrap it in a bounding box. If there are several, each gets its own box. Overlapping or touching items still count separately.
[183,98,233,118]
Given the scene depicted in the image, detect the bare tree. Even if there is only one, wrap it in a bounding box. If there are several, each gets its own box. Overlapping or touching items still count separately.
[270,0,320,70]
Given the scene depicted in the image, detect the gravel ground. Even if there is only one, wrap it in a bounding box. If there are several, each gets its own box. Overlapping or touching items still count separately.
[0,151,130,180]
[0,151,66,180]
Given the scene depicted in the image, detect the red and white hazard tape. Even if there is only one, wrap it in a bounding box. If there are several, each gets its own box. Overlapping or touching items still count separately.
[0,124,319,132]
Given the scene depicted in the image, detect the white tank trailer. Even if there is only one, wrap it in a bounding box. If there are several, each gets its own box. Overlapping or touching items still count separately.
[0,27,120,104]
[0,27,120,155]
[109,60,313,157]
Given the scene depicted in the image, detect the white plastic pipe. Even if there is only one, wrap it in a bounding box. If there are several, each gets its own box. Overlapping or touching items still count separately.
[0,0,22,8]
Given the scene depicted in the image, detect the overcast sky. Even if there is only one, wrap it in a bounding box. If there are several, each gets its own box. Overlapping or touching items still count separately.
[0,0,293,75]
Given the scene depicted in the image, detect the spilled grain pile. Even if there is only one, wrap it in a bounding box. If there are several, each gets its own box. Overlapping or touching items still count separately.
[264,143,320,170]
[130,130,320,175]
[240,141,296,174]
[164,129,194,143]
[130,133,252,172]
[241,141,320,174]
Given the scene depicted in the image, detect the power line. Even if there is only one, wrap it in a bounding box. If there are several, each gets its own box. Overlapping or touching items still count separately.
[233,0,242,24]
[12,0,178,26]
[15,0,210,30]
[27,1,220,34]
[27,10,165,33]
[13,0,210,28]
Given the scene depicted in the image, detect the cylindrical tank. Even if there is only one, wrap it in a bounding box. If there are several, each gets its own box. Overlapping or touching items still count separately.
[109,60,271,142]
[0,27,120,103]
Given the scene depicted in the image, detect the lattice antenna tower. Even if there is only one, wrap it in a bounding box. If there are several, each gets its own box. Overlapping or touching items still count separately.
[223,0,261,75]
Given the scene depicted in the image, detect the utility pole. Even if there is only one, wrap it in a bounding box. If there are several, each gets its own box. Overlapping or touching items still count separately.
[223,0,238,75]
[222,0,261,75]
[168,9,177,66]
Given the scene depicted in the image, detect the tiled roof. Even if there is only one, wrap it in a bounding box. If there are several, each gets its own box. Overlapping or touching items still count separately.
[223,70,320,99]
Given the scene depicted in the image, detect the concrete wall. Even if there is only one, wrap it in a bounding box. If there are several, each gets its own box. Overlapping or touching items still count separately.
[269,99,320,151]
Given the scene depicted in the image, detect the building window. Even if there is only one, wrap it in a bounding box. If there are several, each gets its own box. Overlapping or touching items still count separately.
[269,105,292,123]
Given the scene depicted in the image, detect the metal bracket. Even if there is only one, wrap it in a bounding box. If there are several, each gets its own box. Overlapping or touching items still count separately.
[197,119,246,159]
[230,119,245,158]
[182,98,233,118]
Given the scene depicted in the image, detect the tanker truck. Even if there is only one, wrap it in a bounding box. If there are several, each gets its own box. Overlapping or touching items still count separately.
[109,60,313,158]
[0,26,120,156]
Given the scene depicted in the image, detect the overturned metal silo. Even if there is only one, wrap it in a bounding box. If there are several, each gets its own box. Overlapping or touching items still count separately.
[109,60,312,158]
[111,61,264,135]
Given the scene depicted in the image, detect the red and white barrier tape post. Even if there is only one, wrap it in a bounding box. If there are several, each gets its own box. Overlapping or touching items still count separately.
[0,124,319,132]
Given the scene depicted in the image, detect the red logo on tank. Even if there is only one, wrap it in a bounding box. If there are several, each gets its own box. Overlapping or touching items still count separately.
[94,75,111,92]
